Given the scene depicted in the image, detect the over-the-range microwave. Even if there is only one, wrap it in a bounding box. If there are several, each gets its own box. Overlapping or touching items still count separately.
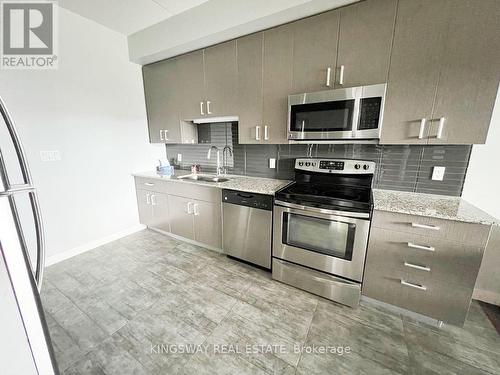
[288,83,386,142]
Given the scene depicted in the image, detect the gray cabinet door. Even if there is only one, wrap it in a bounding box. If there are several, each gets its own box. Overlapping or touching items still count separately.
[143,59,182,143]
[291,11,339,93]
[193,200,222,249]
[168,195,195,240]
[380,0,450,144]
[176,50,205,121]
[237,32,264,144]
[262,24,293,144]
[428,0,500,144]
[136,189,153,226]
[150,193,170,232]
[204,40,238,117]
[335,0,397,88]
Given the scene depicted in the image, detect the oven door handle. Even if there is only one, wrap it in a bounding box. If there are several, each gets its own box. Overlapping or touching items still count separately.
[274,200,370,219]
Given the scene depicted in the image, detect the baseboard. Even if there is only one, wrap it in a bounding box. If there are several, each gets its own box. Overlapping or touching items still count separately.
[473,288,500,306]
[149,227,223,254]
[45,224,146,266]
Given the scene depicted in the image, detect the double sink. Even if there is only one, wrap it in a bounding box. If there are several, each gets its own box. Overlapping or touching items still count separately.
[177,174,230,183]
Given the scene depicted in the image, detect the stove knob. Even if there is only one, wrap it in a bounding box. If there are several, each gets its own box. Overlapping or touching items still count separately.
[312,163,316,167]
[305,162,310,166]
[363,164,370,170]
[354,164,361,170]
[299,162,304,166]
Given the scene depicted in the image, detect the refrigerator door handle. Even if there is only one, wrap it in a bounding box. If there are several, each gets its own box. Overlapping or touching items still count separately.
[0,96,45,290]
[30,191,45,290]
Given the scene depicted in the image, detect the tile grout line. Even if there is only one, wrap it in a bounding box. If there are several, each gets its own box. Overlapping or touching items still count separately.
[294,299,319,374]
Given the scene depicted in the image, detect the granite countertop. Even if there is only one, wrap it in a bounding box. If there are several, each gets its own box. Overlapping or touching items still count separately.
[373,189,498,226]
[132,170,292,196]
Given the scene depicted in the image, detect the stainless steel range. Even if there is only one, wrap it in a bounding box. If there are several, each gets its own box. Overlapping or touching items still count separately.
[272,158,374,307]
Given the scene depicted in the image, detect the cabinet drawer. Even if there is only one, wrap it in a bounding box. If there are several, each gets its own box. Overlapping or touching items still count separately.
[134,177,169,194]
[372,210,490,247]
[362,271,472,326]
[167,182,220,203]
[366,228,483,288]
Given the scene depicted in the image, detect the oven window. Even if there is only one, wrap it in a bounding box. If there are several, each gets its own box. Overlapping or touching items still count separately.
[290,100,355,132]
[283,213,355,260]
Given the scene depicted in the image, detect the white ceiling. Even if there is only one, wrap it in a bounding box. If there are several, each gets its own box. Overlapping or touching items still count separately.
[58,0,210,35]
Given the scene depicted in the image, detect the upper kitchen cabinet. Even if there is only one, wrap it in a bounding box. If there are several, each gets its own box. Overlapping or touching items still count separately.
[381,0,500,145]
[428,0,500,144]
[262,24,293,144]
[291,11,339,93]
[204,40,238,117]
[237,32,264,144]
[335,0,397,88]
[380,0,451,144]
[143,59,182,143]
[176,50,205,120]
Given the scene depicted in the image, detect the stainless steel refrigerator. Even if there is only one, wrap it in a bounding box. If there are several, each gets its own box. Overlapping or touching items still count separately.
[0,97,59,374]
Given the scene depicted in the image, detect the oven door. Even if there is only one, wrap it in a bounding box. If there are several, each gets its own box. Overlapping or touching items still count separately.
[273,204,370,282]
[288,87,360,141]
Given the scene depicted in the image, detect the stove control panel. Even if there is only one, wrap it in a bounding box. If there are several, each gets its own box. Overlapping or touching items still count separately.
[319,160,344,170]
[295,158,375,174]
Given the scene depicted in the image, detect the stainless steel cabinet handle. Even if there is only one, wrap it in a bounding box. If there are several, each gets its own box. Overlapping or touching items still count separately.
[206,101,212,115]
[436,117,445,139]
[401,280,427,291]
[255,126,261,141]
[164,129,169,141]
[411,222,440,231]
[159,130,164,141]
[146,193,151,205]
[404,262,431,272]
[144,182,154,186]
[338,65,345,85]
[407,242,435,252]
[418,118,427,139]
[200,101,205,116]
[187,201,194,214]
[326,67,332,87]
[193,203,199,216]
[151,194,156,206]
[264,126,269,141]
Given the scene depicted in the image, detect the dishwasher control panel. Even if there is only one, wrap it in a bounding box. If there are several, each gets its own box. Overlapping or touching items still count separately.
[222,189,273,211]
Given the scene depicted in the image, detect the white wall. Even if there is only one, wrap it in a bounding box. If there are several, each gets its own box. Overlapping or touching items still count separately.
[462,86,500,219]
[0,7,164,262]
[463,86,500,305]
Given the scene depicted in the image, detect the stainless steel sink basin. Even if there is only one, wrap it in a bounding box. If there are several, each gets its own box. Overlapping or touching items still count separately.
[178,174,230,183]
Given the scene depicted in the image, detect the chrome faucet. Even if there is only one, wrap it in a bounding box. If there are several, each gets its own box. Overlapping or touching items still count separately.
[222,146,233,175]
[207,146,222,175]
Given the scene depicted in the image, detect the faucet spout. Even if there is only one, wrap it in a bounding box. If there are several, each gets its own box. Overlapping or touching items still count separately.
[207,146,222,175]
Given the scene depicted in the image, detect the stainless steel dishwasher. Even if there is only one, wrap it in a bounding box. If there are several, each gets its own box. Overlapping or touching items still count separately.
[222,189,273,269]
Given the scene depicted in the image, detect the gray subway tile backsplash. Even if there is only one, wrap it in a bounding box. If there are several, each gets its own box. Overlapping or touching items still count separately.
[165,124,471,196]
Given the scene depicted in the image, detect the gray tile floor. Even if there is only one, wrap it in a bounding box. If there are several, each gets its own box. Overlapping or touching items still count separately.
[41,229,500,375]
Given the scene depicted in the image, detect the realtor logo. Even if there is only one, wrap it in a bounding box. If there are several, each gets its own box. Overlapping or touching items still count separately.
[1,0,57,69]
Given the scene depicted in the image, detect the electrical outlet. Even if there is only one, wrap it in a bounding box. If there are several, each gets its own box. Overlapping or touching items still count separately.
[432,166,445,181]
[177,153,182,162]
[40,150,61,162]
[269,158,276,169]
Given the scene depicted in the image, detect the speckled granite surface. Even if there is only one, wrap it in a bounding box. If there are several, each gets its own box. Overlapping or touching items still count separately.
[133,170,292,196]
[373,189,498,226]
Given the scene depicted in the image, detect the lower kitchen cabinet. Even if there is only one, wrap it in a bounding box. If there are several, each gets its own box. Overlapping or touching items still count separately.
[193,200,222,249]
[135,177,222,250]
[363,210,491,326]
[136,189,169,232]
[168,195,195,240]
